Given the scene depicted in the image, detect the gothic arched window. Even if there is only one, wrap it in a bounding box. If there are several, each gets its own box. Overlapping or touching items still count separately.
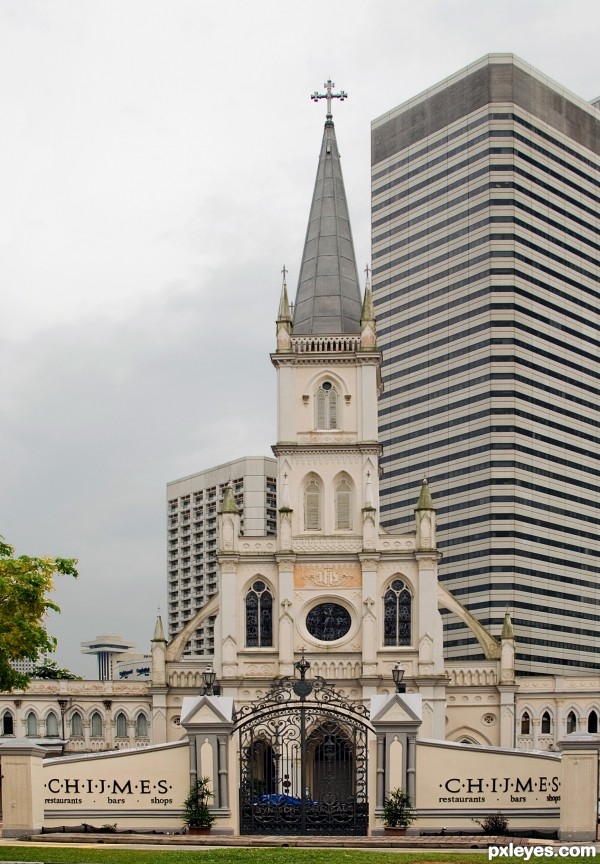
[383,579,412,646]
[71,711,83,737]
[335,477,352,531]
[304,478,322,531]
[46,711,59,737]
[246,580,273,648]
[2,710,14,736]
[315,381,338,430]
[566,711,577,734]
[588,710,598,734]
[91,711,103,737]
[26,711,38,737]
[520,711,531,735]
[541,711,552,734]
[116,711,128,738]
[136,713,148,738]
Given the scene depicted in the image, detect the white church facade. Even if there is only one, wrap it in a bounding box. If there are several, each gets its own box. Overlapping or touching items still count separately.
[2,87,600,840]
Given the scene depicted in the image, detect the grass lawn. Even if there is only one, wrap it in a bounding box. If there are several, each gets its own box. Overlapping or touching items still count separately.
[0,846,597,863]
[0,848,493,864]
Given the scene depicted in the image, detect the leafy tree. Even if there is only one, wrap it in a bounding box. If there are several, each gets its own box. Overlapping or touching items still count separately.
[0,536,78,691]
[31,659,81,680]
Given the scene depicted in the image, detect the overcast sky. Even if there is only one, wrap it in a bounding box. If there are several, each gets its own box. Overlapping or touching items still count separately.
[1,0,599,676]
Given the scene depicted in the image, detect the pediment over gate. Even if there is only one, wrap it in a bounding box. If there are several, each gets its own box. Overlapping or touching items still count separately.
[370,693,422,725]
[181,694,235,727]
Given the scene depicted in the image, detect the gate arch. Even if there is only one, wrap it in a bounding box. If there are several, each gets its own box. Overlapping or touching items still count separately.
[234,664,371,836]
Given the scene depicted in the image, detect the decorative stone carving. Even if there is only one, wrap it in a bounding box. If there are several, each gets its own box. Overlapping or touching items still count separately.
[294,562,361,589]
[292,537,363,552]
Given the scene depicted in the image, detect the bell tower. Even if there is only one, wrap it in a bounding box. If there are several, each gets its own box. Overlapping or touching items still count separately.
[272,81,382,553]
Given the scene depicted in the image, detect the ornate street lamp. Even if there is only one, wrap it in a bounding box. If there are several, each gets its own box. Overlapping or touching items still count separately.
[202,666,217,696]
[392,664,406,694]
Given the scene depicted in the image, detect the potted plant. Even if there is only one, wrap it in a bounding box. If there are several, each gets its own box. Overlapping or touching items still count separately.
[182,776,215,835]
[382,788,415,835]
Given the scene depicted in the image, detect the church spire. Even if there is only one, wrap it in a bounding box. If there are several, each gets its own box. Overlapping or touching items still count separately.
[292,80,362,335]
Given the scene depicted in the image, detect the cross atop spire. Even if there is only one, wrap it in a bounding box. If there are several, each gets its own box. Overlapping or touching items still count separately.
[311,79,347,121]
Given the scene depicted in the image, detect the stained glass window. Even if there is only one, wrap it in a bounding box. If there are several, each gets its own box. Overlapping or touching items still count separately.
[383,579,412,646]
[246,580,273,647]
[306,603,351,641]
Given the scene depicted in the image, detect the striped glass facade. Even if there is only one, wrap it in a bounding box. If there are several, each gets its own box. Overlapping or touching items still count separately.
[371,55,600,674]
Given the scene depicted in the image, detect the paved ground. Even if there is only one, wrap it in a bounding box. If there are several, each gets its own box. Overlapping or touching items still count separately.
[0,832,576,850]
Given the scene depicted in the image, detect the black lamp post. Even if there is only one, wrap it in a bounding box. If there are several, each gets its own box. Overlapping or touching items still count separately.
[58,699,70,740]
[202,666,217,696]
[392,664,406,694]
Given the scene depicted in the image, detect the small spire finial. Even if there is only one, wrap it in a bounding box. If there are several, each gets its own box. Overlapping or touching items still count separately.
[281,264,288,284]
[364,263,371,282]
[311,78,347,120]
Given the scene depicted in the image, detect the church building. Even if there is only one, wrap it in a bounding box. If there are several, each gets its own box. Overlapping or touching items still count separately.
[2,83,599,842]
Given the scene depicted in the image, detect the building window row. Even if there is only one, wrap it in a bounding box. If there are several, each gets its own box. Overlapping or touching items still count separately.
[1,708,150,740]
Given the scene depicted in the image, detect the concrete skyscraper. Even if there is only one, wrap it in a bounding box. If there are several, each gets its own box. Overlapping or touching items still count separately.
[167,456,277,657]
[371,54,600,674]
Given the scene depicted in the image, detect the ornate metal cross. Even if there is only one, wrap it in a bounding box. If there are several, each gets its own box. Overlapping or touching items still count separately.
[311,79,347,119]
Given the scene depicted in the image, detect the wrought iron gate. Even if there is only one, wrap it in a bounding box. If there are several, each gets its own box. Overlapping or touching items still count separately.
[235,657,370,835]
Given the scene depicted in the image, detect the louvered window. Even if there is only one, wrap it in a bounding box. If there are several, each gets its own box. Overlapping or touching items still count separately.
[335,477,352,530]
[136,713,148,737]
[26,711,37,737]
[116,711,128,738]
[46,711,59,737]
[91,711,103,737]
[304,478,321,531]
[71,711,83,737]
[315,381,338,429]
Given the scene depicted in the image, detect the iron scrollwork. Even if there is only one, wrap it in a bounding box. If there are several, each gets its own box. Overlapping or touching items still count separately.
[236,654,369,836]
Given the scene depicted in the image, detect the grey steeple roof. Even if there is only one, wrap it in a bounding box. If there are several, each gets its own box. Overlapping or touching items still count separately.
[292,119,362,334]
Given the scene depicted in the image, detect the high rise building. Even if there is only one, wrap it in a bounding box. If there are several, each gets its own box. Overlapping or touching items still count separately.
[167,456,277,657]
[371,54,600,674]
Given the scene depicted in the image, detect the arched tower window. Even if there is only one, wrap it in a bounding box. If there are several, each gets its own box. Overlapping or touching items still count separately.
[588,710,598,734]
[304,478,322,531]
[2,710,14,736]
[26,711,38,737]
[246,580,273,648]
[335,476,352,530]
[136,713,148,738]
[46,711,59,737]
[541,711,552,734]
[116,711,128,738]
[566,711,577,734]
[91,711,103,737]
[383,579,412,646]
[315,381,338,430]
[71,711,83,737]
[520,711,531,735]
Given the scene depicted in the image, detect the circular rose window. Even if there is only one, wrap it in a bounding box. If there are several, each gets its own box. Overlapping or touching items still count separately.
[306,603,351,641]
